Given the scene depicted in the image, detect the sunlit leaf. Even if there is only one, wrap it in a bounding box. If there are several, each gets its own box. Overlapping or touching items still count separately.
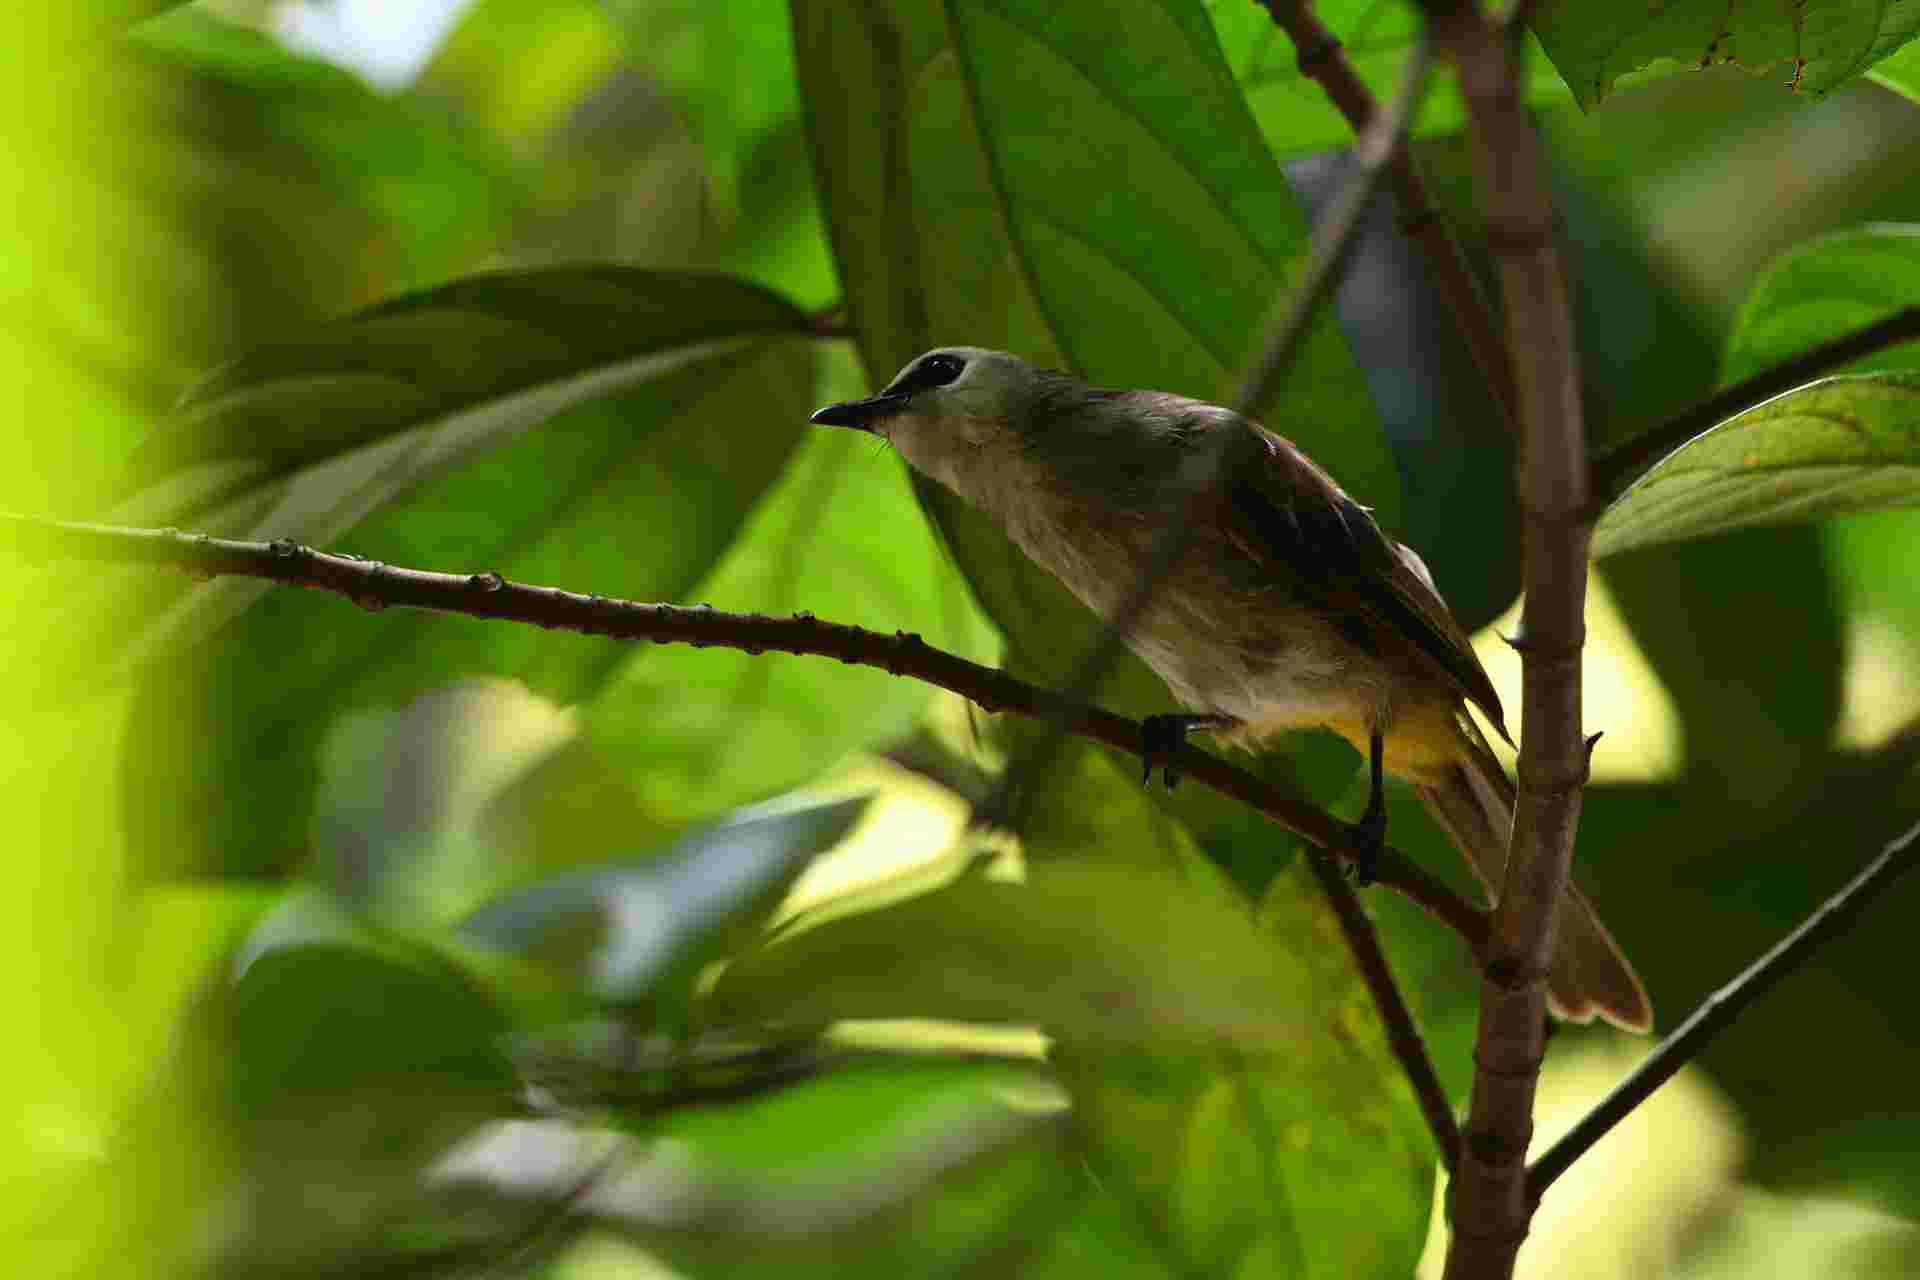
[1529,0,1920,108]
[1592,373,1920,558]
[1722,224,1920,383]
[1871,37,1920,101]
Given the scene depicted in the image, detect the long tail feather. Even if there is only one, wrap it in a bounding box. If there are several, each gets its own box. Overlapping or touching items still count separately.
[1414,719,1652,1033]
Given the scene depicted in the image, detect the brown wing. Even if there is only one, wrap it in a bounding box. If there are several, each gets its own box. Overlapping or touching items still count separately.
[1225,420,1510,742]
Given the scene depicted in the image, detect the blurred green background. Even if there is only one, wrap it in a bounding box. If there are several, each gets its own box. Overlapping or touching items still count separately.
[7,2,1919,1277]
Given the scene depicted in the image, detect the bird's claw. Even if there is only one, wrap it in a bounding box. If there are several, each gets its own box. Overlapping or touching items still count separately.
[1346,804,1386,887]
[1140,714,1188,789]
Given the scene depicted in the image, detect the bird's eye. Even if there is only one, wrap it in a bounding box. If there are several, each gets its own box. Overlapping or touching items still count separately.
[913,354,965,389]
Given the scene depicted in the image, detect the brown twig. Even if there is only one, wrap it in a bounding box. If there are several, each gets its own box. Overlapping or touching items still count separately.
[1528,816,1920,1199]
[1254,0,1518,438]
[0,514,1490,951]
[1413,2,1591,1277]
[1307,854,1462,1170]
[1590,306,1920,504]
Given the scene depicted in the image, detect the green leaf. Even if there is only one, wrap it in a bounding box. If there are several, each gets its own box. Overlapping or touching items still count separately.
[710,857,1317,1049]
[794,0,1395,838]
[1870,36,1920,101]
[581,353,998,822]
[224,942,514,1112]
[461,797,868,1002]
[118,269,820,878]
[1034,752,1433,1280]
[1592,374,1920,558]
[1208,0,1573,155]
[801,0,1390,485]
[1723,224,1920,383]
[1529,0,1920,108]
[130,267,814,495]
[715,747,1434,1278]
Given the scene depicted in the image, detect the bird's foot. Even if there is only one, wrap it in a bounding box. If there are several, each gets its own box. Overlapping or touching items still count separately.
[1346,803,1386,887]
[1139,713,1235,789]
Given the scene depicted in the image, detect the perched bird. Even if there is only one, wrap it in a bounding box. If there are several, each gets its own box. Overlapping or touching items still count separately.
[811,346,1651,1032]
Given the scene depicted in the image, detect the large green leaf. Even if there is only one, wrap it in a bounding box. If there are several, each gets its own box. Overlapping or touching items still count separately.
[793,0,1392,839]
[1529,0,1920,108]
[118,269,820,877]
[1209,0,1573,154]
[799,0,1390,481]
[792,0,1398,684]
[1595,226,1920,559]
[578,348,998,822]
[714,746,1434,1278]
[1592,373,1920,558]
[1871,36,1920,100]
[710,858,1318,1049]
[129,267,813,493]
[1723,224,1920,383]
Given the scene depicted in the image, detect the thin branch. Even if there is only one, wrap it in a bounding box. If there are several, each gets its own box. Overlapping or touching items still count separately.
[1306,854,1462,1170]
[1417,2,1592,1277]
[978,35,1434,827]
[1591,306,1920,503]
[1232,36,1434,412]
[1528,816,1920,1199]
[1254,0,1518,439]
[1,514,1490,951]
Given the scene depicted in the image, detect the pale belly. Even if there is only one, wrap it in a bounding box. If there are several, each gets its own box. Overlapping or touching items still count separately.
[1002,500,1464,783]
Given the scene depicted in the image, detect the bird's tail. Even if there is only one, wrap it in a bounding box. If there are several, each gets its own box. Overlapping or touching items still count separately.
[1414,717,1652,1033]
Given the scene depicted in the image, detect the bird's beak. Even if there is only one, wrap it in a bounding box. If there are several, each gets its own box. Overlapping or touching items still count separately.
[809,391,908,431]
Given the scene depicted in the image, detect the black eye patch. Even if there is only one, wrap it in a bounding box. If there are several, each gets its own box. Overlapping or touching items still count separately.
[891,353,966,396]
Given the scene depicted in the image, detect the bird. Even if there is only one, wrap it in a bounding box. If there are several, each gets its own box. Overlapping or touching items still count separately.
[810,346,1651,1033]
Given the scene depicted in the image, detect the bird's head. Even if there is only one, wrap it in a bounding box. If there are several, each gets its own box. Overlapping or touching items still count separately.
[809,347,1046,487]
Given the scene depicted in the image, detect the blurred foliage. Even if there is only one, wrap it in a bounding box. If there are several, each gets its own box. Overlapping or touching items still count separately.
[1531,0,1920,107]
[15,1,1919,1278]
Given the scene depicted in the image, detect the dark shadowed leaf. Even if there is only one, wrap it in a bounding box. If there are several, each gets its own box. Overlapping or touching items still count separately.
[225,941,513,1112]
[1529,0,1920,108]
[793,0,1397,719]
[794,0,1392,891]
[118,270,820,878]
[461,797,867,1002]
[130,267,813,494]
[1591,373,1920,558]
